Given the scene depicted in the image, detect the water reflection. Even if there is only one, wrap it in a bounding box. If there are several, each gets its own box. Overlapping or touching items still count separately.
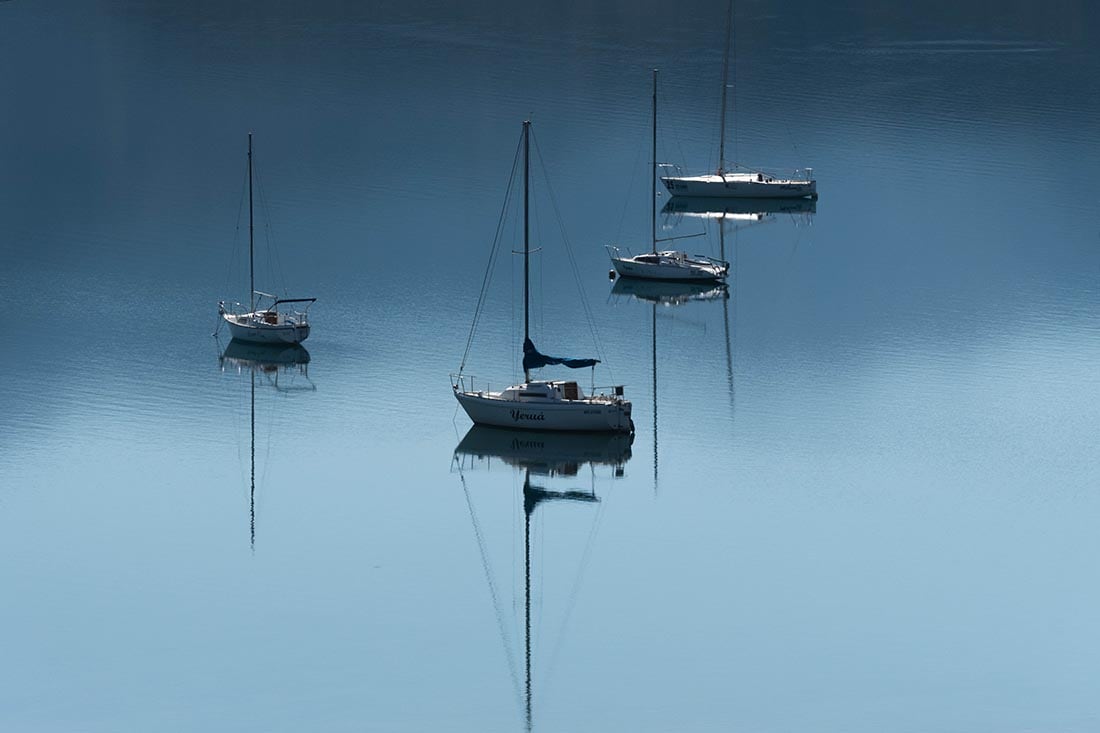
[611,277,728,306]
[219,341,313,377]
[611,274,734,492]
[661,195,817,220]
[218,340,314,549]
[454,426,631,731]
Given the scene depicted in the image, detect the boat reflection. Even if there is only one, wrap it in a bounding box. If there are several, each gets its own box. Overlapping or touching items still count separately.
[611,277,728,306]
[661,195,817,220]
[612,262,734,493]
[218,340,315,549]
[453,426,631,731]
[220,341,312,376]
[455,425,632,476]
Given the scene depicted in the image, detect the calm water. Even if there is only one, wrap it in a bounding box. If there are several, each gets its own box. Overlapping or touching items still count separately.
[2,1,1099,731]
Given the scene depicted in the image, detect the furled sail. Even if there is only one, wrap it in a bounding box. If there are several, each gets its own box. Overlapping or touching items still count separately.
[522,337,599,372]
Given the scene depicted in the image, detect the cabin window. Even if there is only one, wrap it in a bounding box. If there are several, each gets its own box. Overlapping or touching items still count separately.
[562,382,579,400]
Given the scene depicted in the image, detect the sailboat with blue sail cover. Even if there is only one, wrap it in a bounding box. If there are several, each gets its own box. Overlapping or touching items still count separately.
[452,120,633,434]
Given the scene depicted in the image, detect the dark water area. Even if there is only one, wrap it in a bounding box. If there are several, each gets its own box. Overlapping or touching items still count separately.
[1,1,1098,731]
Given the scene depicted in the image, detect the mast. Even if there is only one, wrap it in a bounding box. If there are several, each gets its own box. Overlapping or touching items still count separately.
[250,369,256,551]
[722,222,735,420]
[523,472,533,732]
[719,217,725,262]
[523,120,531,382]
[651,69,658,254]
[652,302,658,493]
[248,132,255,312]
[717,0,733,175]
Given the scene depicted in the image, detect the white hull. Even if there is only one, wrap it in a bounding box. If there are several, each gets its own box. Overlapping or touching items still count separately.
[662,174,816,199]
[224,313,310,344]
[611,256,725,281]
[455,390,633,434]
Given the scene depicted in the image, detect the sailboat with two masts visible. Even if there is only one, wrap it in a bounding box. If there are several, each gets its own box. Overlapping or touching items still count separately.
[660,0,817,200]
[609,70,729,282]
[453,120,633,434]
[218,133,316,345]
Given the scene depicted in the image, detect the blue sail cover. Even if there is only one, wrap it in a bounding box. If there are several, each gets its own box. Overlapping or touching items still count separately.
[522,337,599,372]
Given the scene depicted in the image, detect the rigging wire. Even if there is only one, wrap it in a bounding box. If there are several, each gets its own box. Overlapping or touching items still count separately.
[716,0,734,172]
[614,117,645,244]
[545,478,610,685]
[221,153,249,303]
[529,183,545,346]
[252,151,290,299]
[730,0,738,166]
[529,128,613,383]
[459,131,525,374]
[458,468,524,709]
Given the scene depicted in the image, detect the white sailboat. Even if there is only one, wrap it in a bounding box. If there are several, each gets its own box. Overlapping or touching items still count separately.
[218,133,316,345]
[660,0,817,200]
[609,70,730,282]
[453,120,633,434]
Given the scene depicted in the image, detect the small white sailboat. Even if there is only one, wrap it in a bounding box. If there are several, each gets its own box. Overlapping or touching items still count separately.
[660,0,817,200]
[218,133,315,345]
[609,70,730,282]
[453,120,633,434]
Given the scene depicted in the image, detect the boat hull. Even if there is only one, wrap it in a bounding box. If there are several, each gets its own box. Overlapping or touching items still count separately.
[224,314,310,345]
[662,175,816,199]
[611,256,725,282]
[455,391,633,433]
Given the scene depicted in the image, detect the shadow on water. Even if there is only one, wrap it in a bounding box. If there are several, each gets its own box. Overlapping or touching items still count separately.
[217,339,314,550]
[453,426,632,732]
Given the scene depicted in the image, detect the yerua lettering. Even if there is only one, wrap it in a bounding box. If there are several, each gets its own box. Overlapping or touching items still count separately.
[510,410,546,422]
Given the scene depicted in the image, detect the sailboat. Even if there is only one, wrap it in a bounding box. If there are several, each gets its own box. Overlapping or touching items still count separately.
[453,426,631,731]
[612,224,737,492]
[608,70,730,282]
[453,120,633,434]
[218,133,316,345]
[659,0,817,200]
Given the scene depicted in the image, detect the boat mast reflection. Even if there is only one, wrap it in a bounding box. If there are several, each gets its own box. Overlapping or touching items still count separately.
[218,341,314,550]
[454,426,632,731]
[611,261,733,492]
